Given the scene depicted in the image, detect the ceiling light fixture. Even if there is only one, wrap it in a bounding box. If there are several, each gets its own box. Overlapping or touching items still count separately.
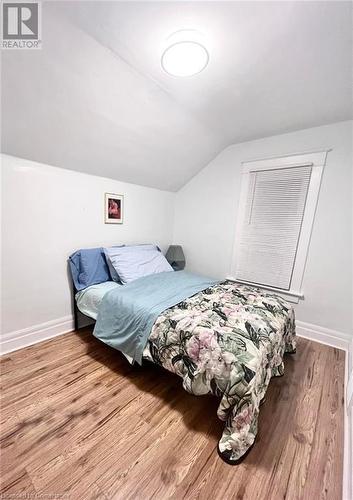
[161,30,209,77]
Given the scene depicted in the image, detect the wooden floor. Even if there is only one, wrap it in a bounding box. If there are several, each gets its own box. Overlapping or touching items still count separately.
[0,329,345,500]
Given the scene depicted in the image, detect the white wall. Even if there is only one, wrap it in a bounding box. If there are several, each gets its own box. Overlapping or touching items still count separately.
[1,120,352,347]
[1,154,175,337]
[173,121,353,336]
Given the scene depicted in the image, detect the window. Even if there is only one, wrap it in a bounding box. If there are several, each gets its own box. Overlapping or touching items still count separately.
[230,150,328,300]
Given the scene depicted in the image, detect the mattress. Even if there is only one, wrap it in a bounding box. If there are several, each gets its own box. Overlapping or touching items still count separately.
[75,281,151,364]
[75,281,120,319]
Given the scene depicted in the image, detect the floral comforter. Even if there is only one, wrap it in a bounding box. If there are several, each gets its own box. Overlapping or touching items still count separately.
[145,280,296,463]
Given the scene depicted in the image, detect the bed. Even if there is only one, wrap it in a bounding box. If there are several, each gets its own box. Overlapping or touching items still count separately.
[70,246,296,464]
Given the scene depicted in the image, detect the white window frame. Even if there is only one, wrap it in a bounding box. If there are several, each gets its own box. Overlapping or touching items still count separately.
[229,149,329,302]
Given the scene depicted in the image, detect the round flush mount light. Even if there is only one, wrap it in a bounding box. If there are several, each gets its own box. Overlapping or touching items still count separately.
[161,30,209,77]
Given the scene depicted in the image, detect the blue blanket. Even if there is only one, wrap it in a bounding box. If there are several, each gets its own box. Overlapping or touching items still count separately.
[93,271,219,364]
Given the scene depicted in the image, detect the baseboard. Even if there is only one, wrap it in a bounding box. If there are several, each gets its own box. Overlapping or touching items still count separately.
[0,316,74,355]
[343,377,353,500]
[343,339,353,500]
[296,320,351,352]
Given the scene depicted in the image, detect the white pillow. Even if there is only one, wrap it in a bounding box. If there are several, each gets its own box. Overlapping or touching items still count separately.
[104,246,173,284]
[104,244,157,282]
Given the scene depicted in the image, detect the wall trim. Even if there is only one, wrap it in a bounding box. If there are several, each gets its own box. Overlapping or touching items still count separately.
[343,339,353,500]
[343,371,352,500]
[296,320,351,352]
[0,316,74,355]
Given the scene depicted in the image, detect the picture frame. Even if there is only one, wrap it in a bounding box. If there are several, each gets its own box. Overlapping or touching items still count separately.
[104,193,123,224]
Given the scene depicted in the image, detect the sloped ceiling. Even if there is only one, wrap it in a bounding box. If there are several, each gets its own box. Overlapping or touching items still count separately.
[1,1,352,191]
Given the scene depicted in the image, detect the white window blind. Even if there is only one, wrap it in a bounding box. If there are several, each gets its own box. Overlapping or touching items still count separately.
[236,165,312,290]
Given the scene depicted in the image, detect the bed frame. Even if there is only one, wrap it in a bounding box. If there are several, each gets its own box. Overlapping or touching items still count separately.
[70,245,164,331]
[72,282,96,331]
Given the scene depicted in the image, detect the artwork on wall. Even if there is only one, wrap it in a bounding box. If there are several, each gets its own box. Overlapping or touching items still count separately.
[105,193,123,224]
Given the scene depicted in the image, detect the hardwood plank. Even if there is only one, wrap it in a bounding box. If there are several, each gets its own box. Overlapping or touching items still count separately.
[0,330,345,500]
[0,468,37,495]
[95,391,222,499]
[2,367,162,477]
[301,346,345,500]
[28,414,149,496]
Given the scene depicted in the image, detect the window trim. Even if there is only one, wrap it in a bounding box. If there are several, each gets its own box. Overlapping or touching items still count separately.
[229,149,330,301]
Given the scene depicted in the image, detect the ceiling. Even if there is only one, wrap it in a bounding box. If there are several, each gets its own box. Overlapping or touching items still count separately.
[1,1,352,191]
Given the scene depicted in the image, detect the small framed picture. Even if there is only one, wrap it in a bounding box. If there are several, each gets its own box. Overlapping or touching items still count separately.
[105,193,123,224]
